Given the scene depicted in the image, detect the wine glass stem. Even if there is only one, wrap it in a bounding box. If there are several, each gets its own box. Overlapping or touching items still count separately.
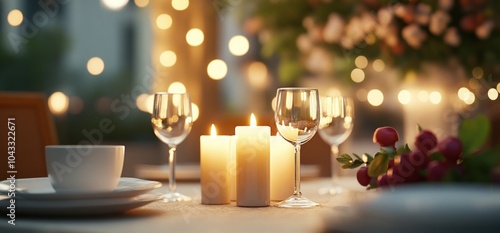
[168,146,177,192]
[331,144,340,185]
[293,144,302,196]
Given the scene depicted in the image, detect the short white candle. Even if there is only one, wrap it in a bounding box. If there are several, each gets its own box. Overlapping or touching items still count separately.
[229,136,237,201]
[236,113,270,207]
[200,124,230,205]
[270,134,294,201]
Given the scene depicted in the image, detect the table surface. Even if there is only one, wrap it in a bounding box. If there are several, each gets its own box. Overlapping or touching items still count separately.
[0,177,365,233]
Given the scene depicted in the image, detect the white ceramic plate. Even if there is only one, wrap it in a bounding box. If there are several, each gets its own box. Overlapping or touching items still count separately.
[0,192,163,216]
[0,177,161,200]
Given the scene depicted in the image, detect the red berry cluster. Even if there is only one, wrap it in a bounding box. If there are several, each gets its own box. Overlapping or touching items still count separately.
[357,127,464,188]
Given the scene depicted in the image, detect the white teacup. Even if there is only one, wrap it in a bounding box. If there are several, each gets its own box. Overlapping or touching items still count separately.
[45,145,124,192]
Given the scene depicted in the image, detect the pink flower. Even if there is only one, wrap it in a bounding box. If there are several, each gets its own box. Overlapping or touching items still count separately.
[430,11,451,35]
[402,24,427,48]
[303,16,314,29]
[476,20,495,39]
[323,13,345,43]
[377,8,393,26]
[444,27,460,46]
[306,47,333,74]
[308,25,324,42]
[361,12,377,33]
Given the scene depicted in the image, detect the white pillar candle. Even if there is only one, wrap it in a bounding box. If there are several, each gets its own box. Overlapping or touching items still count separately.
[236,113,270,207]
[270,134,294,201]
[229,136,237,201]
[200,124,230,205]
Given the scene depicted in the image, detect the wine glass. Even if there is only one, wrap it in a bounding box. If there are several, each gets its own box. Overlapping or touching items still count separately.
[151,92,194,202]
[274,87,320,208]
[318,96,354,195]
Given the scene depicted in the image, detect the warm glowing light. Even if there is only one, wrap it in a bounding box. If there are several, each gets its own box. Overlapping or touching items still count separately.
[398,90,411,105]
[168,82,187,93]
[429,91,442,104]
[367,89,384,106]
[488,88,498,100]
[247,61,268,89]
[134,0,149,7]
[355,56,368,69]
[497,83,500,93]
[271,97,277,111]
[351,68,365,83]
[136,94,154,113]
[186,28,204,46]
[464,92,476,105]
[373,59,385,72]
[172,0,189,11]
[418,90,429,102]
[87,57,105,75]
[250,113,257,127]
[101,0,129,10]
[48,92,69,115]
[210,124,217,137]
[228,35,250,56]
[472,67,484,79]
[7,9,23,26]
[191,103,199,122]
[207,59,227,80]
[457,87,471,100]
[156,14,172,30]
[160,50,177,67]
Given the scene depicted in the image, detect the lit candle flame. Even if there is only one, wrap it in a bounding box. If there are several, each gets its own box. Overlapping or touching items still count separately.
[250,113,257,127]
[210,124,217,137]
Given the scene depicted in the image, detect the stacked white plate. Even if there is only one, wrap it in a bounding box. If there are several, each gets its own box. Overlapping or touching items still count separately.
[0,177,162,216]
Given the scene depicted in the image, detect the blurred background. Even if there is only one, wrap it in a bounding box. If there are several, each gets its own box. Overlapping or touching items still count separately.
[1,0,499,178]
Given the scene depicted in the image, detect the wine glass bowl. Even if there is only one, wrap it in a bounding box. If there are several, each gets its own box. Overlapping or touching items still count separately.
[274,87,320,208]
[151,92,193,202]
[318,96,354,195]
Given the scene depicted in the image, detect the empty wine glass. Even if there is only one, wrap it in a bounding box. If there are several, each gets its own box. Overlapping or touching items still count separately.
[151,92,193,202]
[274,87,320,208]
[318,96,354,195]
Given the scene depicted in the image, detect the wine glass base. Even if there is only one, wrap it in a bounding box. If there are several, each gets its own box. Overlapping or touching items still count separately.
[163,192,192,202]
[275,195,320,208]
[318,185,344,195]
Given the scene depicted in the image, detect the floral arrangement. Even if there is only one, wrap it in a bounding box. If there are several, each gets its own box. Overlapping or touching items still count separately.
[246,0,500,85]
[337,115,500,189]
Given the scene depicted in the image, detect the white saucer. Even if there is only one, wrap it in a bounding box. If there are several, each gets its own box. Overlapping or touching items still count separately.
[0,177,161,200]
[0,192,163,216]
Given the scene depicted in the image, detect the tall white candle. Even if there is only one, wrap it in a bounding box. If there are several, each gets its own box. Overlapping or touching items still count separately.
[229,136,237,201]
[200,124,230,205]
[236,113,270,207]
[270,134,294,201]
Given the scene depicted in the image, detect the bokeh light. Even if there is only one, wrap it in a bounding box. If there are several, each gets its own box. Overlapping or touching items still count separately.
[186,28,204,46]
[247,61,268,89]
[191,103,199,122]
[355,56,368,69]
[156,14,172,30]
[168,82,187,93]
[87,57,105,75]
[429,91,442,104]
[134,0,149,7]
[464,92,476,105]
[48,92,69,115]
[7,9,23,26]
[160,50,177,67]
[172,0,189,11]
[472,67,484,79]
[367,89,384,106]
[101,0,129,10]
[351,68,365,83]
[372,59,385,72]
[457,87,471,100]
[398,90,411,105]
[207,59,227,80]
[136,94,154,113]
[488,88,498,100]
[228,35,250,56]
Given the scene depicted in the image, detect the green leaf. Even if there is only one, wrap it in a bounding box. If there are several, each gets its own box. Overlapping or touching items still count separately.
[364,153,374,163]
[417,124,423,132]
[352,153,362,160]
[368,154,389,177]
[459,115,491,155]
[397,143,412,155]
[336,157,352,165]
